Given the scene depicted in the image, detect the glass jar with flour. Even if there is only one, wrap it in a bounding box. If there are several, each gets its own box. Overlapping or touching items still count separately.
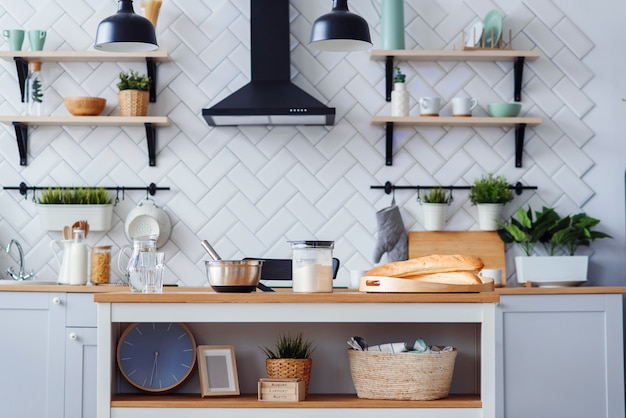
[290,241,334,293]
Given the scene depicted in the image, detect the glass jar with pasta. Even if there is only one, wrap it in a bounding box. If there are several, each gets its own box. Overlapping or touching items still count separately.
[90,245,112,285]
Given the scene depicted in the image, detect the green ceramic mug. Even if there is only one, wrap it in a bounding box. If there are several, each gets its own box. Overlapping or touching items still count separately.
[3,29,24,51]
[28,30,46,51]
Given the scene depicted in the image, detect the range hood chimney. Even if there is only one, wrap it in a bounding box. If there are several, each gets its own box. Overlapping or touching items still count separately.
[202,0,335,126]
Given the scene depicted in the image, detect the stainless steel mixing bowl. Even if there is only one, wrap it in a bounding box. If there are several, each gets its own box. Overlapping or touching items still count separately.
[204,259,263,293]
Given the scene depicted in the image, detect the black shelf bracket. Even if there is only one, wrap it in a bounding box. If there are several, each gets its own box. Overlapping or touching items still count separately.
[14,57,29,103]
[146,57,157,103]
[385,122,394,165]
[514,123,527,168]
[385,56,393,102]
[13,122,28,166]
[513,57,525,102]
[145,123,156,166]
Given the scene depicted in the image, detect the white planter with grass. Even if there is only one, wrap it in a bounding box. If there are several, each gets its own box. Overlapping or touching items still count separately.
[37,204,114,231]
[422,203,448,231]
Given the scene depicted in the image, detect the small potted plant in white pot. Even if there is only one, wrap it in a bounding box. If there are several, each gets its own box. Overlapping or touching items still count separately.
[117,69,151,116]
[499,206,612,285]
[36,187,114,231]
[420,187,452,231]
[391,65,409,117]
[469,173,514,230]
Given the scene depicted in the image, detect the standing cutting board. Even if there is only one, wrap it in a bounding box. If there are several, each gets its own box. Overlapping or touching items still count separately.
[408,231,506,283]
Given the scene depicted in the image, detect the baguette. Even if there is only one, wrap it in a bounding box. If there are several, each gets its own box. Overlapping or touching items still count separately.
[365,254,483,278]
[401,271,482,285]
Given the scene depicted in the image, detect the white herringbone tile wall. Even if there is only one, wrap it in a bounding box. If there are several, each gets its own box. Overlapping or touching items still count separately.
[0,0,624,286]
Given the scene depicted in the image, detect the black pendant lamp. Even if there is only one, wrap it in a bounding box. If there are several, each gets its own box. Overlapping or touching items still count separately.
[95,0,158,52]
[309,0,372,51]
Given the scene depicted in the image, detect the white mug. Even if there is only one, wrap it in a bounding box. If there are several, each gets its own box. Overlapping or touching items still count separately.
[478,268,502,286]
[452,97,478,116]
[419,97,441,116]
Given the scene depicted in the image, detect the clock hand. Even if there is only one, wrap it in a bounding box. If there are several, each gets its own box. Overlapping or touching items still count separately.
[149,351,159,386]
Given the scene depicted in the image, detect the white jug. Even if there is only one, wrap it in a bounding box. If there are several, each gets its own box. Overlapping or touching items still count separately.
[50,239,73,285]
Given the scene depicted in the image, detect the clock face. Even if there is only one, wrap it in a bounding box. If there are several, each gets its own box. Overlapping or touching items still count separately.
[117,322,197,392]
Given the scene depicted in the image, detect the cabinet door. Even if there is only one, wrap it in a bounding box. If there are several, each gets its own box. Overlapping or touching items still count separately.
[0,292,66,418]
[65,327,97,418]
[496,294,625,418]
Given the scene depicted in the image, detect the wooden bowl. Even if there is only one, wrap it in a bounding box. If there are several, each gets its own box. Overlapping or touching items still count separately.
[64,96,106,116]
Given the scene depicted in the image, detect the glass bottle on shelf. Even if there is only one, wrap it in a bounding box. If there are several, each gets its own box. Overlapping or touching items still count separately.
[24,61,44,116]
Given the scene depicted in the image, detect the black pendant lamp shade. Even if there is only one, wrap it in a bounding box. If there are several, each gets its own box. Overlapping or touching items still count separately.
[95,0,158,52]
[309,0,372,51]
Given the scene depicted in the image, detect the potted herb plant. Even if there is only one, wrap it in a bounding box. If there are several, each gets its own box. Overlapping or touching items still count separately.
[36,187,114,231]
[117,69,151,116]
[469,173,514,230]
[499,206,612,285]
[391,65,409,117]
[260,332,315,396]
[420,187,452,231]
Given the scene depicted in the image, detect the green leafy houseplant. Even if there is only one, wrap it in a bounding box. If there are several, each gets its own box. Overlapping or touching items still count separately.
[469,173,514,205]
[260,332,315,359]
[393,65,406,83]
[117,70,151,91]
[421,187,452,204]
[499,206,612,256]
[37,187,113,205]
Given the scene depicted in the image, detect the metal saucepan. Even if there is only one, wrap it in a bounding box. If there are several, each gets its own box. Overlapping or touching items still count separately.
[201,240,273,293]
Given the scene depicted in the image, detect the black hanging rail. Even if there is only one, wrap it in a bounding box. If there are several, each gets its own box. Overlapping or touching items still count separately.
[371,181,537,196]
[3,182,170,201]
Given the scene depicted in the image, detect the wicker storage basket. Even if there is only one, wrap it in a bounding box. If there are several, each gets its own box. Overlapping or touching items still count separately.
[348,348,457,400]
[266,358,312,395]
[118,90,149,116]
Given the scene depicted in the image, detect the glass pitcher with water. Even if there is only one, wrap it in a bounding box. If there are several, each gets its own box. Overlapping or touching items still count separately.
[117,235,157,292]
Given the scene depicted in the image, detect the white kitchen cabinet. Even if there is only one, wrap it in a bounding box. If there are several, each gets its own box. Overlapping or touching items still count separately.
[0,290,98,418]
[495,293,625,418]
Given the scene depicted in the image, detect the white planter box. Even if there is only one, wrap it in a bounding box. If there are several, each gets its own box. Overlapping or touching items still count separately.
[515,256,588,286]
[37,204,114,231]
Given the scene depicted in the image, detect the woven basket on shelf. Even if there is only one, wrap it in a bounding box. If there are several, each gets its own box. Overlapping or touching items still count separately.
[348,348,457,401]
[118,89,149,116]
[265,358,312,395]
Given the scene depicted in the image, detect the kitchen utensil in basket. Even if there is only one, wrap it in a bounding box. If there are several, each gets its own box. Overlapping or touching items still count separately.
[347,348,457,400]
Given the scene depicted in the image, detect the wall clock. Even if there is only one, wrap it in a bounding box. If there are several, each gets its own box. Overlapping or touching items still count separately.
[117,322,197,393]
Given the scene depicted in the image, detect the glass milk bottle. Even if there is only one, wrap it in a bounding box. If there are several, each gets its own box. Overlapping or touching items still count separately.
[68,229,88,285]
[290,241,334,293]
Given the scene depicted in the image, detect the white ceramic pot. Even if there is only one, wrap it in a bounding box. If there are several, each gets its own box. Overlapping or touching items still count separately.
[515,256,588,287]
[391,82,409,117]
[422,203,448,231]
[37,204,113,231]
[476,203,503,231]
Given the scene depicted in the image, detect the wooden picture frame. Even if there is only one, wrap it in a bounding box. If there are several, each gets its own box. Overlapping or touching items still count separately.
[197,345,240,397]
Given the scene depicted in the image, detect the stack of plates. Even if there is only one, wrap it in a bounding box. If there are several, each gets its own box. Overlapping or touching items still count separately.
[464,9,502,48]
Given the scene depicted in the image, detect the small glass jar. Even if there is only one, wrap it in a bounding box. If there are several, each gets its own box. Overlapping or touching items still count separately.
[90,245,112,285]
[290,241,334,293]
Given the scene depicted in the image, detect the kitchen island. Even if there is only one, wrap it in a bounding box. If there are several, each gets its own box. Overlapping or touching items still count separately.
[94,290,499,418]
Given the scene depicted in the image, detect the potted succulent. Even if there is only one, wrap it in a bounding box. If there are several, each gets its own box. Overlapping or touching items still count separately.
[391,65,409,117]
[117,69,151,116]
[420,187,452,231]
[36,187,114,231]
[469,173,514,230]
[499,206,612,285]
[260,332,315,396]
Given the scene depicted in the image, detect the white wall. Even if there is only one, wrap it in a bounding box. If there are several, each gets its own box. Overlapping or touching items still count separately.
[0,0,623,287]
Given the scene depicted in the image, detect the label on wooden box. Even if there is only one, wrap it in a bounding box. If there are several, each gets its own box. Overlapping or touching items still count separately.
[258,378,305,402]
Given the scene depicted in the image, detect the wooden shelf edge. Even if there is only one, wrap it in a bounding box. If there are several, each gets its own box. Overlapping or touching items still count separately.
[371,116,542,127]
[111,393,482,409]
[371,49,540,61]
[0,115,170,126]
[0,50,169,62]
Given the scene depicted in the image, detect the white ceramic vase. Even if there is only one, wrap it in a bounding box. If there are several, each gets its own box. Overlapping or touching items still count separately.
[476,203,503,231]
[391,82,409,117]
[422,203,448,231]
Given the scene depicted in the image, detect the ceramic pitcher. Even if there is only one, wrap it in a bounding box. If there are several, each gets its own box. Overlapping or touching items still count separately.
[372,0,405,50]
[50,239,72,285]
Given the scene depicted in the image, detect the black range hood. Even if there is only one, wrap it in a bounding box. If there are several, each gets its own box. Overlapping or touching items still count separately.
[202,0,335,126]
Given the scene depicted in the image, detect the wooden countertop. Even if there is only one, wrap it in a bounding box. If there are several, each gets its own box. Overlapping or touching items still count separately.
[496,286,626,295]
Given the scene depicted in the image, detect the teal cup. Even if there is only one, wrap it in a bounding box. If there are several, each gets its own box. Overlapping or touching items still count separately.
[3,29,25,51]
[28,30,46,51]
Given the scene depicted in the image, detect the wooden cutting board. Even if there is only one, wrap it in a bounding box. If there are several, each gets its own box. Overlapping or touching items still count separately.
[360,276,495,293]
[408,231,506,281]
